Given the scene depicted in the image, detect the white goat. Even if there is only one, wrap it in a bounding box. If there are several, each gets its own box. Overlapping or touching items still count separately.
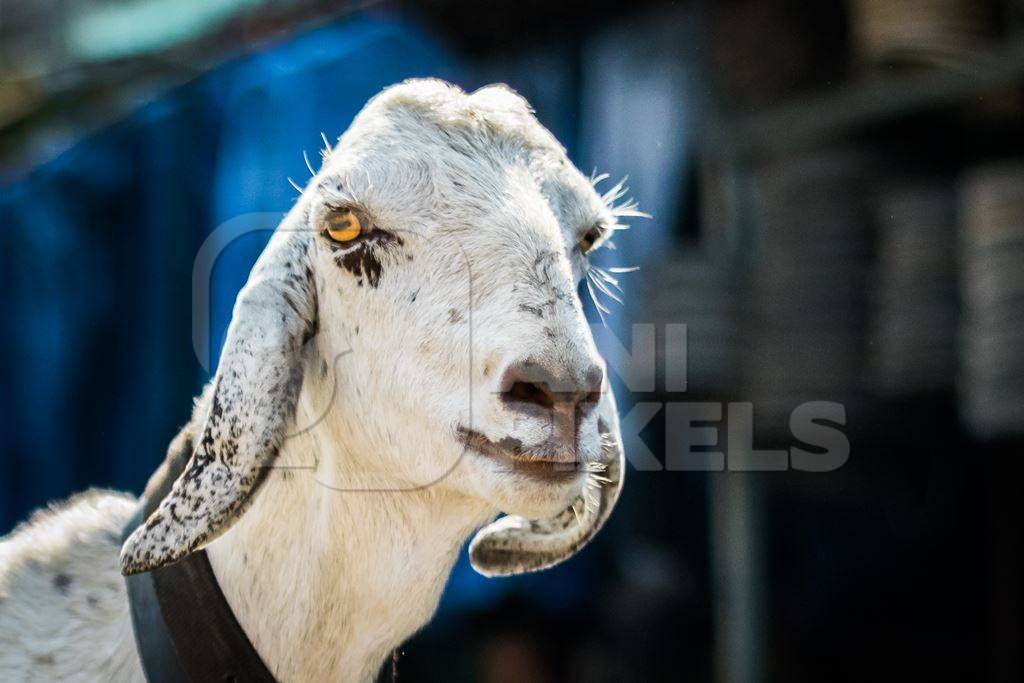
[0,79,634,682]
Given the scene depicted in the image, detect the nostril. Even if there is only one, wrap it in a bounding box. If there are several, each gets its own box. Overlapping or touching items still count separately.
[505,381,556,410]
[500,361,560,413]
[499,360,605,414]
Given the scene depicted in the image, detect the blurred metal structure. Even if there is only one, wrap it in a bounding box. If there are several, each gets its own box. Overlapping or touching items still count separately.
[709,470,766,683]
[706,39,1024,161]
[959,163,1024,438]
[691,4,1024,680]
[849,0,997,69]
[868,181,959,396]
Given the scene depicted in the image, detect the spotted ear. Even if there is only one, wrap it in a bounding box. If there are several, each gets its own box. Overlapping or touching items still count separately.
[121,230,316,575]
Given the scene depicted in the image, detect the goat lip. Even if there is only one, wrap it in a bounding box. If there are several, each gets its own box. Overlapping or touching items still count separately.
[456,426,583,481]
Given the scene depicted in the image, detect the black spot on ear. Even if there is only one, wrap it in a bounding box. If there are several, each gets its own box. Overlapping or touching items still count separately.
[54,573,72,595]
[210,394,224,420]
[168,502,186,526]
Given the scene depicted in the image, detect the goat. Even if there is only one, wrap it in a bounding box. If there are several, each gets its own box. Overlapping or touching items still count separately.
[0,79,636,682]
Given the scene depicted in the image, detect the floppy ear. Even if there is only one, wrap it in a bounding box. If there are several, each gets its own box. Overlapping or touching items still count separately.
[468,391,625,576]
[121,230,317,575]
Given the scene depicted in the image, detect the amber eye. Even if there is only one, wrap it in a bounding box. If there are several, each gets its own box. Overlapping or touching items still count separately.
[323,208,364,242]
[578,225,604,254]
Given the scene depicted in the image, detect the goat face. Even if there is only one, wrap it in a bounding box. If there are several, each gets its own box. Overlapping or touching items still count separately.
[121,80,637,578]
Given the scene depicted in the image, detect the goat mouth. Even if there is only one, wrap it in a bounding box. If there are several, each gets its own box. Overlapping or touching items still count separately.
[456,427,583,483]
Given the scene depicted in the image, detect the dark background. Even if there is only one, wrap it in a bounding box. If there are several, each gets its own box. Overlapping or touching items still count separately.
[2,1,1023,681]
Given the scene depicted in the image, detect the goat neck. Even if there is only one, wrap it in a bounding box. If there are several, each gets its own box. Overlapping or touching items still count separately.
[204,381,492,683]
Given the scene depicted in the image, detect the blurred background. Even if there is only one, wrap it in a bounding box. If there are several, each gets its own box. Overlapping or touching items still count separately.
[2,0,1024,681]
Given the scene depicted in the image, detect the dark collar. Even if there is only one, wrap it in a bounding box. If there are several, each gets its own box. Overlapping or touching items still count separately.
[122,446,397,682]
[122,502,278,683]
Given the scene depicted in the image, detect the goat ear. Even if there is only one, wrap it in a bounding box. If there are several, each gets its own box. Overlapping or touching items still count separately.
[468,392,625,577]
[121,230,316,575]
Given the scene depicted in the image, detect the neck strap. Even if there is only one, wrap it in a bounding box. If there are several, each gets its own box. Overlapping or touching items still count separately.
[122,431,395,682]
[122,498,278,682]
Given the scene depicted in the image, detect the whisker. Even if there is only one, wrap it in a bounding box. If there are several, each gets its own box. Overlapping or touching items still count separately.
[588,172,648,309]
[600,175,628,202]
[303,150,316,177]
[612,207,652,219]
[589,270,623,304]
[582,483,601,514]
[320,132,333,165]
[591,266,622,290]
[585,277,611,326]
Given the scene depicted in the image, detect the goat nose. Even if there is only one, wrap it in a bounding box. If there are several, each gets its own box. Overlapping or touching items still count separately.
[499,360,605,416]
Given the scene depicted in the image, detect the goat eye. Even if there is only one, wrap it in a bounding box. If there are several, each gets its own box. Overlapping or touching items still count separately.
[578,226,603,254]
[323,208,364,242]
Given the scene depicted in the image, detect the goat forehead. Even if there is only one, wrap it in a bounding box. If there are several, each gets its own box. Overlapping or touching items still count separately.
[358,79,553,147]
[335,82,602,219]
[328,137,601,240]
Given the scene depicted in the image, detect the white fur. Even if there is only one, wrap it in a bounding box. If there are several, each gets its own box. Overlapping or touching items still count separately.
[0,79,635,682]
[0,492,144,681]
